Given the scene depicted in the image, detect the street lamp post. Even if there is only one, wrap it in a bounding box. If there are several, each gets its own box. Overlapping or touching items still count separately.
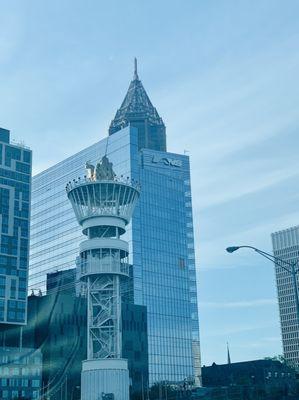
[226,245,299,327]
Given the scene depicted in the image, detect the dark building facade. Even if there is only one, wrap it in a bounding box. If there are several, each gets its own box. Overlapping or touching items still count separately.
[109,59,166,152]
[201,359,298,399]
[122,302,149,397]
[1,269,148,399]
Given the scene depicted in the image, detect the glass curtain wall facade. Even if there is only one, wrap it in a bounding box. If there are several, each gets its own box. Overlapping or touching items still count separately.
[271,226,299,369]
[30,126,200,385]
[0,128,32,325]
[30,131,131,293]
[135,147,200,384]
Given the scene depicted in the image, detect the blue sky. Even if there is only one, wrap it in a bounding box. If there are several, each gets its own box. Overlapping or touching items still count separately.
[1,0,299,365]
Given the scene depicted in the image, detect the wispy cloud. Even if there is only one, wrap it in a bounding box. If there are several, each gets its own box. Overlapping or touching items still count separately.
[235,336,281,349]
[199,299,277,309]
[201,322,278,338]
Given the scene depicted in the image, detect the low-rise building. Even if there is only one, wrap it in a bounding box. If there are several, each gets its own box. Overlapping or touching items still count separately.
[201,359,298,399]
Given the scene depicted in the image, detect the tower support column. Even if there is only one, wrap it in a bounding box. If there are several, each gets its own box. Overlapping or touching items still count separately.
[66,157,140,400]
[81,359,129,400]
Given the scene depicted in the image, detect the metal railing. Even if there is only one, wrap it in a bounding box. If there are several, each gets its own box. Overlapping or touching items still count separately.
[77,257,130,277]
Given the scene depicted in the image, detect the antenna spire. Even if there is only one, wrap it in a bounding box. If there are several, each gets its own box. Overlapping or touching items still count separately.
[133,57,139,80]
[227,342,231,364]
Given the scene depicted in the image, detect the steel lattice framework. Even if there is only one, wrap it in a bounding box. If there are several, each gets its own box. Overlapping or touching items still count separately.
[87,275,120,359]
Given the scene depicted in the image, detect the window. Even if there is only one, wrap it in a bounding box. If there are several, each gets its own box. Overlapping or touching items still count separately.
[34,356,41,365]
[9,378,16,386]
[8,311,15,319]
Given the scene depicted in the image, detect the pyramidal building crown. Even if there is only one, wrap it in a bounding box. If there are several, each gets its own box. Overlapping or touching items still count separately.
[109,59,167,152]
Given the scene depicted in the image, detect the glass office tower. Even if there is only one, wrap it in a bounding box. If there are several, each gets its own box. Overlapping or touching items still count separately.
[30,66,201,385]
[272,226,299,369]
[0,128,32,325]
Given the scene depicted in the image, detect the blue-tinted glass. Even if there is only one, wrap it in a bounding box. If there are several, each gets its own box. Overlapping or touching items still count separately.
[30,127,200,384]
[0,136,31,324]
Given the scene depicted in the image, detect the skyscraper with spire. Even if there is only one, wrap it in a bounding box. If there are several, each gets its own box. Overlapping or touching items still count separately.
[109,59,166,152]
[30,61,201,387]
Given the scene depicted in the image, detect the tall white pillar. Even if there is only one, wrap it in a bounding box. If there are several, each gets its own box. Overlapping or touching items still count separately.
[66,157,140,400]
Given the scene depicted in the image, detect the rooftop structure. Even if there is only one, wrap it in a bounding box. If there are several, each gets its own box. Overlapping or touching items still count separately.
[109,59,166,152]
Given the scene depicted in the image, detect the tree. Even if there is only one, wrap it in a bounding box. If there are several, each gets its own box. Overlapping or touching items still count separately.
[264,355,286,363]
[149,382,176,400]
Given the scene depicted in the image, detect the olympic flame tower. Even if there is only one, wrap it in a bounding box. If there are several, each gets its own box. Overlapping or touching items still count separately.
[66,156,140,400]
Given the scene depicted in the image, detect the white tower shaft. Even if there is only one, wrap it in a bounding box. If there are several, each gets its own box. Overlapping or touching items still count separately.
[66,158,140,400]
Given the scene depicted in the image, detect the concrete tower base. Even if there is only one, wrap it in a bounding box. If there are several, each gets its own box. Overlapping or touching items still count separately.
[81,359,130,400]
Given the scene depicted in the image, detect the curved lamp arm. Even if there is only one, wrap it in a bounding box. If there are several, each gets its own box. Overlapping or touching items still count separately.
[226,245,299,274]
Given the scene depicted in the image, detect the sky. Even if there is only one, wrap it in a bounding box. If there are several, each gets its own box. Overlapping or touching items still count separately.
[1,0,299,366]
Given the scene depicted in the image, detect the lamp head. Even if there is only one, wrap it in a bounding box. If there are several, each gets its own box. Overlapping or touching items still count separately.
[226,246,240,253]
